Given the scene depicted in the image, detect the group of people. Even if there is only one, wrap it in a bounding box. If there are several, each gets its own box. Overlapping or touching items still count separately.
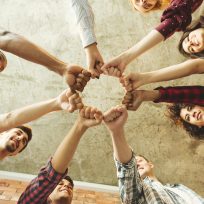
[0,0,204,203]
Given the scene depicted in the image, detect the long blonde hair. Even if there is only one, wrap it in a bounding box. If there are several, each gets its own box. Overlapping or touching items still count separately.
[154,0,170,10]
[129,0,170,11]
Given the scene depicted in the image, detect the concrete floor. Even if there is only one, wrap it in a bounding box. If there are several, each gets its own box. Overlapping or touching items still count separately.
[0,0,204,196]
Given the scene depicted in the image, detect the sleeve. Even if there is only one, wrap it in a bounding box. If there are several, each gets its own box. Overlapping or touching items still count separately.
[154,86,204,106]
[17,159,68,204]
[70,0,97,48]
[114,152,145,204]
[155,0,193,39]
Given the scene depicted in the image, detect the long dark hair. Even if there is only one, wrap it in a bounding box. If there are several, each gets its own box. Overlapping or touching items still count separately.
[178,16,204,58]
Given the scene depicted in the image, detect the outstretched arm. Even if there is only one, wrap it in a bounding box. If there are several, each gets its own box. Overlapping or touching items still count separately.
[103,105,145,204]
[70,0,104,77]
[122,59,204,90]
[18,106,103,204]
[52,106,103,173]
[0,30,67,75]
[0,89,83,133]
[103,105,132,163]
[101,0,200,76]
[101,30,164,76]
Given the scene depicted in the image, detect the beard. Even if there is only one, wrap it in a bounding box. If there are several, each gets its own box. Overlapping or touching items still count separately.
[5,143,16,153]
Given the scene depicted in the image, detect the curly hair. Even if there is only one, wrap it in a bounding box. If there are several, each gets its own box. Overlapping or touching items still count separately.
[167,103,204,140]
[178,16,204,59]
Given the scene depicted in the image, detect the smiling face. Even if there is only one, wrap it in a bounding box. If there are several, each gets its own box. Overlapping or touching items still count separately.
[0,128,29,156]
[49,179,73,204]
[130,0,159,12]
[182,28,204,54]
[180,105,204,127]
[136,156,154,179]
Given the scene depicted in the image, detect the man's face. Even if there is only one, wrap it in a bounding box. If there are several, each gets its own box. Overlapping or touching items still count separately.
[136,156,154,179]
[182,28,204,54]
[0,128,28,156]
[49,179,73,204]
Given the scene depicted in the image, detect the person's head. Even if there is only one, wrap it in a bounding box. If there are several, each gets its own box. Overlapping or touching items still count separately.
[0,50,7,72]
[0,125,32,157]
[179,16,204,58]
[129,0,169,13]
[136,155,154,179]
[48,176,74,204]
[167,104,204,139]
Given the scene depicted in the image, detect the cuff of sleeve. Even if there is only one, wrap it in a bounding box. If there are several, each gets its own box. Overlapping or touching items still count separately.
[155,19,175,40]
[153,86,164,103]
[79,28,97,48]
[44,158,68,184]
[114,151,136,169]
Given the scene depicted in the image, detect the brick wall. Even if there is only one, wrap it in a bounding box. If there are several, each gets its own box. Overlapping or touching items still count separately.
[0,179,121,204]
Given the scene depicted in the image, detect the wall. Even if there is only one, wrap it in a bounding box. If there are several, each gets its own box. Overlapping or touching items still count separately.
[0,0,203,196]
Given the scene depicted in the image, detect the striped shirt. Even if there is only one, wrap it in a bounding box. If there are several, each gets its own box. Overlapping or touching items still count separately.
[18,159,67,204]
[115,153,204,204]
[70,0,96,48]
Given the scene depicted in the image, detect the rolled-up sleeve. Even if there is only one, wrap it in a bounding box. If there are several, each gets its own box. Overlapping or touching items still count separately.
[70,0,97,47]
[154,86,204,106]
[114,152,145,204]
[18,159,68,204]
[155,0,194,39]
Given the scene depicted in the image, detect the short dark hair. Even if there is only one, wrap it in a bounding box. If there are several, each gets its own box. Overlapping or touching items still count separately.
[167,103,204,140]
[64,176,74,188]
[16,125,32,152]
[137,155,150,162]
[178,16,204,58]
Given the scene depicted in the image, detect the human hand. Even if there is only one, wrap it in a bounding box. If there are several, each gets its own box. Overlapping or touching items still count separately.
[103,105,128,132]
[120,72,145,91]
[56,89,83,112]
[77,106,103,129]
[122,90,144,111]
[63,65,92,92]
[85,43,104,78]
[101,54,127,77]
[0,51,7,72]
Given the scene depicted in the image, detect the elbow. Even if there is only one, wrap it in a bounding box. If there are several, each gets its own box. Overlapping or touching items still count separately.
[0,112,16,132]
[0,30,22,51]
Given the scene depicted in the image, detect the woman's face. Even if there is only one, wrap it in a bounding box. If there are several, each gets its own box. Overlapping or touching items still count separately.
[182,28,204,55]
[131,0,158,13]
[180,105,204,127]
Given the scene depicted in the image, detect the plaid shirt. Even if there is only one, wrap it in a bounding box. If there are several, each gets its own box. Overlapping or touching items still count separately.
[154,86,204,106]
[155,0,203,39]
[115,153,204,204]
[18,159,67,204]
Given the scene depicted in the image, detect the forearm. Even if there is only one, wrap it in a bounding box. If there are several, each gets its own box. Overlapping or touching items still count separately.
[141,90,160,102]
[0,32,66,75]
[110,128,132,164]
[123,30,164,65]
[0,98,59,132]
[141,59,204,85]
[52,120,86,174]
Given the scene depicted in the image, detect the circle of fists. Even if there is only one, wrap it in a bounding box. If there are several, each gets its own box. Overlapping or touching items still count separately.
[120,72,144,111]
